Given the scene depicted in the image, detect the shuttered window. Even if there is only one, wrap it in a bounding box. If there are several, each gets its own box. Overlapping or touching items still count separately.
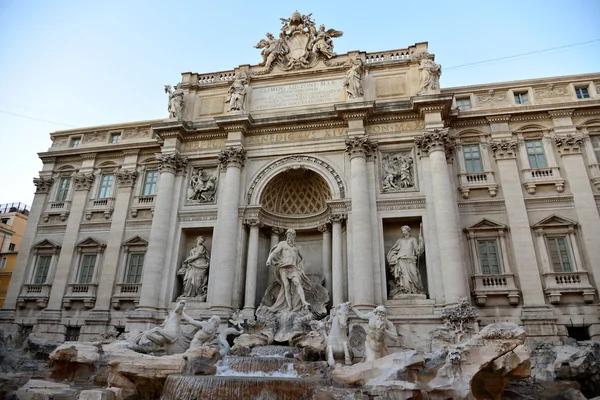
[78,254,97,283]
[126,253,144,284]
[478,240,501,275]
[547,236,573,272]
[33,255,52,284]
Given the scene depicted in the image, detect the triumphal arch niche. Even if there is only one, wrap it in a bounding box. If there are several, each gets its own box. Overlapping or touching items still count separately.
[133,9,455,345]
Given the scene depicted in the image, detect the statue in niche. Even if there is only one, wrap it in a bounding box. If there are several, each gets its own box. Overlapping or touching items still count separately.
[178,236,210,301]
[187,168,217,203]
[164,85,184,120]
[310,24,343,59]
[381,153,414,192]
[255,32,289,70]
[225,71,249,112]
[350,304,398,362]
[387,225,425,298]
[343,56,364,99]
[416,53,442,94]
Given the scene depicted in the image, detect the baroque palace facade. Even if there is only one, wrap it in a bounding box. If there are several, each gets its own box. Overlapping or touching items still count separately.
[2,13,600,346]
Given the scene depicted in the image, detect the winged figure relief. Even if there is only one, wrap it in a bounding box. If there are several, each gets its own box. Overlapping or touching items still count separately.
[310,24,343,59]
[254,33,289,69]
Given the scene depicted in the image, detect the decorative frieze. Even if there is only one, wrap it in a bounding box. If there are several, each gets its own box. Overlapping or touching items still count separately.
[534,84,568,99]
[156,153,188,174]
[490,140,519,160]
[414,128,454,156]
[218,146,247,168]
[72,173,94,191]
[116,169,138,188]
[380,151,416,192]
[554,136,584,155]
[33,177,54,194]
[187,167,218,203]
[344,136,378,159]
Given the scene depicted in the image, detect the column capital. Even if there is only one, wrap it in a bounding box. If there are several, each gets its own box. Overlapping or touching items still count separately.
[414,128,454,156]
[244,218,263,229]
[318,223,331,233]
[33,177,54,194]
[218,146,247,169]
[156,152,188,174]
[345,136,378,159]
[490,140,519,160]
[116,169,138,188]
[555,135,584,155]
[270,227,285,236]
[330,213,347,224]
[72,173,95,191]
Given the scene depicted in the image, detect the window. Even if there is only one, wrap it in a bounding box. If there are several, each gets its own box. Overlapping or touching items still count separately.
[98,175,114,198]
[525,140,548,168]
[477,240,501,275]
[70,137,81,148]
[547,236,573,272]
[0,257,6,269]
[463,144,483,173]
[65,327,80,341]
[78,254,97,283]
[1,218,8,224]
[125,253,144,284]
[56,177,71,202]
[110,133,121,143]
[514,92,529,105]
[8,243,15,251]
[142,170,158,195]
[456,97,471,110]
[33,255,52,283]
[590,136,600,162]
[575,87,590,99]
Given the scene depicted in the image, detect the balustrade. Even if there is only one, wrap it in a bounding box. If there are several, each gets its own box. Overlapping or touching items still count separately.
[543,271,595,304]
[471,274,520,306]
[521,166,565,194]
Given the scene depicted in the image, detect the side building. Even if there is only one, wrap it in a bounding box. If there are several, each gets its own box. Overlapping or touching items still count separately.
[0,203,30,308]
[0,16,599,346]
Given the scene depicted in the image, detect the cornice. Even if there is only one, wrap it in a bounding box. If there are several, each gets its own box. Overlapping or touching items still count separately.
[151,120,192,141]
[457,200,506,213]
[548,109,575,118]
[214,114,254,133]
[334,101,375,120]
[376,197,426,211]
[366,114,422,124]
[249,121,346,135]
[524,195,574,209]
[486,115,511,124]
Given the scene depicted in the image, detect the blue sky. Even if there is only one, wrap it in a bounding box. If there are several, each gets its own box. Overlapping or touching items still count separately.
[0,0,599,205]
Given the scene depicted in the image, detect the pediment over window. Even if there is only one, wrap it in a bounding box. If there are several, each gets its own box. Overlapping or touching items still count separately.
[75,237,106,250]
[532,214,577,229]
[513,124,551,136]
[32,238,62,250]
[122,235,148,248]
[465,218,507,232]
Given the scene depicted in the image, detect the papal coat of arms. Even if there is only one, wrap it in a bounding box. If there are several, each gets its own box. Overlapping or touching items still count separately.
[254,11,344,74]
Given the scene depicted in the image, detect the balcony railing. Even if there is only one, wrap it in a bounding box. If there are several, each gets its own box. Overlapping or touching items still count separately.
[17,284,51,308]
[522,166,565,194]
[43,201,72,222]
[471,273,520,306]
[364,48,411,64]
[85,198,115,220]
[130,195,156,218]
[63,283,98,309]
[589,163,600,190]
[543,271,595,304]
[458,171,498,199]
[111,283,141,309]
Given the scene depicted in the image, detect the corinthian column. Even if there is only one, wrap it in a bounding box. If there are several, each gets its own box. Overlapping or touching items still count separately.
[207,146,246,311]
[330,214,346,306]
[415,129,468,304]
[242,219,262,317]
[345,136,377,308]
[318,223,332,296]
[137,153,187,312]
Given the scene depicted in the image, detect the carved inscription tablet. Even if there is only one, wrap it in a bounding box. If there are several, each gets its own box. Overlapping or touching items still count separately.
[250,80,343,111]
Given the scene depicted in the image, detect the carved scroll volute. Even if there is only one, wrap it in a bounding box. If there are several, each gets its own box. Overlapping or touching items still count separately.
[156,153,188,174]
[554,135,584,155]
[414,128,454,156]
[490,140,519,160]
[72,173,95,191]
[344,136,378,159]
[116,169,138,188]
[218,146,247,169]
[33,177,54,194]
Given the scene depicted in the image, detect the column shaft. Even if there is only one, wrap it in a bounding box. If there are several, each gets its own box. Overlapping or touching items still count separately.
[320,225,332,296]
[332,219,344,305]
[242,223,260,315]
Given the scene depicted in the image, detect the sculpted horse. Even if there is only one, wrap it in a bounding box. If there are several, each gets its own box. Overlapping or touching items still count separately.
[128,300,187,355]
[325,301,353,366]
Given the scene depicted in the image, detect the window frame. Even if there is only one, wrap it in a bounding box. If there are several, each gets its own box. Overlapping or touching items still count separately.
[0,257,6,269]
[125,252,145,284]
[119,236,148,285]
[72,237,106,285]
[109,133,122,143]
[70,137,81,148]
[28,239,61,285]
[33,255,52,284]
[525,139,548,169]
[575,86,590,99]
[514,91,529,105]
[546,235,573,273]
[142,170,159,196]
[477,238,502,275]
[462,143,484,173]
[455,97,472,110]
[97,174,114,199]
[78,254,97,284]
[55,177,72,202]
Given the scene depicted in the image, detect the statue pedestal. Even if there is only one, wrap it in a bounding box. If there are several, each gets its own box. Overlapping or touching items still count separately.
[386,296,435,316]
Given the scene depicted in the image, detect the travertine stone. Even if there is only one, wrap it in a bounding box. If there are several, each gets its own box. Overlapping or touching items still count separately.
[33,177,54,194]
[165,85,184,120]
[242,219,262,316]
[178,236,210,300]
[387,225,425,298]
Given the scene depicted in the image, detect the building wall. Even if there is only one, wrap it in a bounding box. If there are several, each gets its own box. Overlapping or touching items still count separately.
[0,208,29,308]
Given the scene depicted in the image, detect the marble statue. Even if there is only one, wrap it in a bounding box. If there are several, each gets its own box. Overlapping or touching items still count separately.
[350,304,398,362]
[178,236,210,300]
[343,57,364,99]
[381,153,414,192]
[325,301,353,366]
[187,168,217,203]
[164,85,184,120]
[254,32,288,70]
[183,311,220,349]
[266,228,311,311]
[127,300,187,354]
[387,225,425,297]
[417,56,441,94]
[226,72,249,112]
[311,24,343,59]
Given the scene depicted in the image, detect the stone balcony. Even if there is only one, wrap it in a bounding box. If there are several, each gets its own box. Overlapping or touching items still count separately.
[522,167,565,194]
[471,274,520,306]
[543,271,596,304]
[589,163,600,190]
[43,200,72,222]
[130,195,155,218]
[457,171,498,199]
[62,283,98,309]
[17,284,51,308]
[85,198,115,220]
[111,283,141,309]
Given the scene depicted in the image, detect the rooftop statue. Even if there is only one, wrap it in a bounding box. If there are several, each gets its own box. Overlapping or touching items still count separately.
[164,85,184,120]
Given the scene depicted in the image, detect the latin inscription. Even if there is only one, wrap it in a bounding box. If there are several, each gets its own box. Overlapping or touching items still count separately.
[366,121,425,134]
[246,127,347,145]
[251,80,343,111]
[184,139,227,151]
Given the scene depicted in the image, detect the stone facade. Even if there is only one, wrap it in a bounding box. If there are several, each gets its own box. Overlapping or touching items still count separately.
[1,13,600,346]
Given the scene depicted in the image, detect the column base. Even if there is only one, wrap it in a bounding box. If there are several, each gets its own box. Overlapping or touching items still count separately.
[241,307,256,320]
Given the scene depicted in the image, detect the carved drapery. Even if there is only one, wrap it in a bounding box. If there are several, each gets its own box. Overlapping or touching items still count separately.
[555,136,584,155]
[187,167,218,204]
[344,136,378,159]
[116,169,138,188]
[156,153,188,174]
[490,140,519,160]
[414,128,454,156]
[218,146,247,169]
[72,173,94,191]
[381,151,415,192]
[33,177,54,194]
